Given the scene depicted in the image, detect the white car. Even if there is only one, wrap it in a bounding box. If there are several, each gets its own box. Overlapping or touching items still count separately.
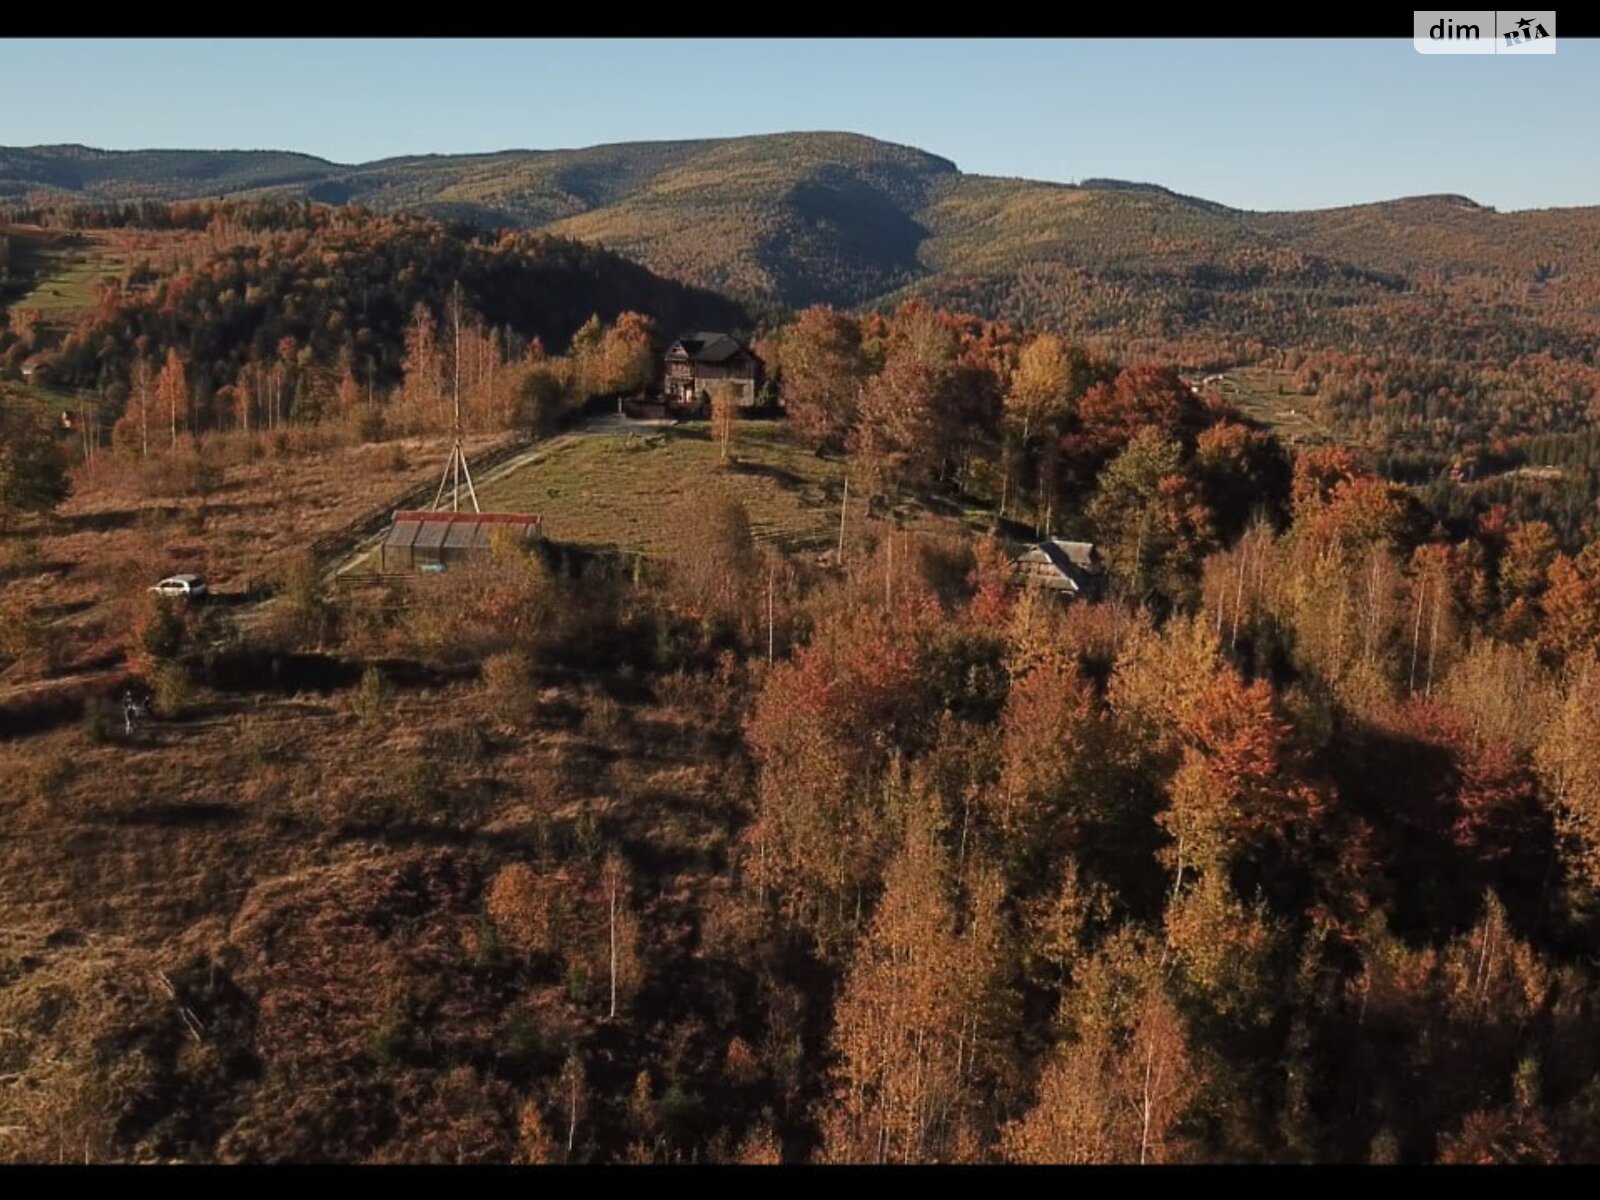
[150,573,209,601]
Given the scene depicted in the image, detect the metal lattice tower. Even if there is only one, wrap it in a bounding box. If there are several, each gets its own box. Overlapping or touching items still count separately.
[432,281,480,514]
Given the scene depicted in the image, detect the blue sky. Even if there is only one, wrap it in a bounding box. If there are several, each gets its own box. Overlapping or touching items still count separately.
[4,38,1597,212]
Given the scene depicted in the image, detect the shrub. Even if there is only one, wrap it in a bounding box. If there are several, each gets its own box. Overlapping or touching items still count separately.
[184,447,224,497]
[664,489,760,637]
[0,398,71,527]
[401,592,478,663]
[151,660,191,718]
[497,1006,546,1069]
[350,665,391,726]
[486,863,569,956]
[336,755,446,827]
[136,595,187,664]
[425,721,492,764]
[136,446,223,499]
[382,757,445,824]
[367,1005,412,1067]
[515,363,574,437]
[335,579,408,657]
[81,697,116,744]
[723,1036,763,1088]
[573,808,603,860]
[470,915,505,971]
[517,1101,558,1164]
[658,1082,704,1149]
[483,650,538,724]
[581,690,623,740]
[277,550,335,649]
[565,957,595,1007]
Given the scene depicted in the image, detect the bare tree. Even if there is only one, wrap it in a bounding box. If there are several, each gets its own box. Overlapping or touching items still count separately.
[601,854,641,1019]
[558,1051,588,1162]
[710,381,740,463]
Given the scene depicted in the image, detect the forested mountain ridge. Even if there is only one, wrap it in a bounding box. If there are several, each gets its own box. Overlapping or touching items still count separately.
[0,145,339,199]
[0,135,959,308]
[0,204,753,448]
[8,133,1599,330]
[38,211,752,398]
[9,134,1600,513]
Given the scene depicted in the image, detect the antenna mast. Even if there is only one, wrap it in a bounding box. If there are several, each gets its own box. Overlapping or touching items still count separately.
[432,281,480,513]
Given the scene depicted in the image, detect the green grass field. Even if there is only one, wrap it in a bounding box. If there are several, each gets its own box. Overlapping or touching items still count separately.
[16,253,121,318]
[477,421,849,557]
[5,227,124,321]
[337,419,1000,576]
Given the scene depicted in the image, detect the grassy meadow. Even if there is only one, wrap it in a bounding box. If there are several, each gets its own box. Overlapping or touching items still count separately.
[1212,366,1330,447]
[476,420,849,557]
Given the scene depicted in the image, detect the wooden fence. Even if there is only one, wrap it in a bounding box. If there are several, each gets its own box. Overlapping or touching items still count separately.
[332,572,415,589]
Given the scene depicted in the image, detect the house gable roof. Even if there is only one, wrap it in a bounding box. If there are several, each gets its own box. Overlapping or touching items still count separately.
[667,332,757,365]
[1012,539,1104,595]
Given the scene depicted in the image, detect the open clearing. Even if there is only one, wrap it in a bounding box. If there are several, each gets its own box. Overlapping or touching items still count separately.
[0,431,512,691]
[476,420,849,557]
[1213,366,1330,447]
[5,226,125,319]
[18,250,119,317]
[5,223,219,326]
[471,418,1002,562]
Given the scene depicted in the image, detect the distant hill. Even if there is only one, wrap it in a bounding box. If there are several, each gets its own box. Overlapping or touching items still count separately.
[26,209,754,401]
[0,135,960,310]
[5,133,1600,342]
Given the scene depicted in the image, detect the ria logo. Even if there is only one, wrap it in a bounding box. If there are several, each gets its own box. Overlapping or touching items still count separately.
[1413,11,1557,54]
[1503,14,1551,46]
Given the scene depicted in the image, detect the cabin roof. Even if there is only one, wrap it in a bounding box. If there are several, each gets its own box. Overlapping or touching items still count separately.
[1034,539,1100,571]
[383,510,543,551]
[1012,539,1104,595]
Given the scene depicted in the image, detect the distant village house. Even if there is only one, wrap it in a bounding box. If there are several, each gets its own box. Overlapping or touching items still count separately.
[1011,538,1106,601]
[662,332,764,411]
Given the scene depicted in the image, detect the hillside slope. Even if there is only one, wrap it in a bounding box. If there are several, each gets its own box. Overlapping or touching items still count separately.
[6,134,1600,338]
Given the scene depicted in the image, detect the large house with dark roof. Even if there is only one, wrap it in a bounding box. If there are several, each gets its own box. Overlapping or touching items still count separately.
[662,332,764,410]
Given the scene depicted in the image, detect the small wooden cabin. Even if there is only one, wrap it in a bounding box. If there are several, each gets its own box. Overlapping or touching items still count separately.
[380,510,543,573]
[1011,539,1106,601]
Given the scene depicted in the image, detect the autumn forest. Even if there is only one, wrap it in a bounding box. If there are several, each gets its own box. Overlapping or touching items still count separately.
[3,125,1600,1167]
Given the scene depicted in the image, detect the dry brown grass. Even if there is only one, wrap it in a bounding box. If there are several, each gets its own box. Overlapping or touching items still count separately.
[0,418,857,1162]
[0,430,510,689]
[0,598,760,1160]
